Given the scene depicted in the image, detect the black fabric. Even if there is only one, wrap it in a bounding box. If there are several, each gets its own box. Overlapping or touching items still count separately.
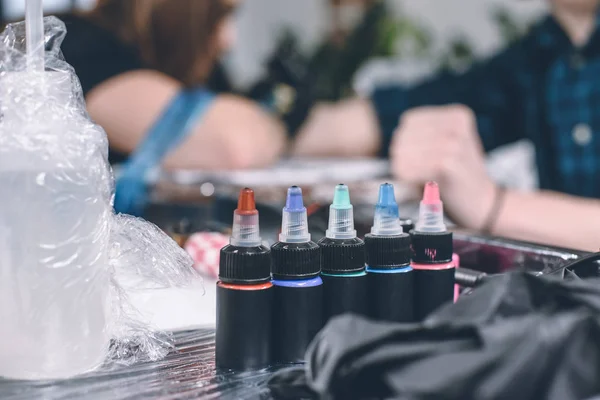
[269,272,600,400]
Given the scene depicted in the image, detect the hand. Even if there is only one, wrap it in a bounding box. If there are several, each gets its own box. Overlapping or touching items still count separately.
[390,104,497,230]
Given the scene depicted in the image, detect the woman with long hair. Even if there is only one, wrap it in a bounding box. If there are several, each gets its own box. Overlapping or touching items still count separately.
[60,0,285,170]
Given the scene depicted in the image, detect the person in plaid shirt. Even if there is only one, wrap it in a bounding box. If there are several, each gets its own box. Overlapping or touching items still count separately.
[294,0,600,251]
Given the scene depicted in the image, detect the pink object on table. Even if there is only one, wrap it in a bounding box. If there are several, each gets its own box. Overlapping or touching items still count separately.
[184,232,229,279]
[453,253,460,302]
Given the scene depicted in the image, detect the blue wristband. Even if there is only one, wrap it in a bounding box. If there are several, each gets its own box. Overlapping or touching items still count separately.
[114,88,216,216]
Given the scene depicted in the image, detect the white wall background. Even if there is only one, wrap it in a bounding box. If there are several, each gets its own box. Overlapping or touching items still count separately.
[224,0,543,191]
[0,4,541,329]
[6,0,548,88]
[228,0,548,88]
[3,0,93,19]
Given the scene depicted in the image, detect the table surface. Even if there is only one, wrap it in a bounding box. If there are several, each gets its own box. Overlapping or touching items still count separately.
[0,330,280,400]
[1,233,586,400]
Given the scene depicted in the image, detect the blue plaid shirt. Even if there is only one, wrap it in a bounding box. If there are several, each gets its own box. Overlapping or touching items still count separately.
[373,14,600,198]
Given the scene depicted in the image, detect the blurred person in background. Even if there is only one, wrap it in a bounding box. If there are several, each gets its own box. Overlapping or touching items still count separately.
[59,0,285,170]
[294,0,600,251]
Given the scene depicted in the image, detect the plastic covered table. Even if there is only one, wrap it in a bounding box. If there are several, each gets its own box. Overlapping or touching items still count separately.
[0,330,278,400]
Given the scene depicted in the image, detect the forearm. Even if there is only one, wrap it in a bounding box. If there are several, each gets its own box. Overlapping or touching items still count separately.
[493,190,600,252]
[164,95,287,170]
[163,122,285,171]
[291,98,381,158]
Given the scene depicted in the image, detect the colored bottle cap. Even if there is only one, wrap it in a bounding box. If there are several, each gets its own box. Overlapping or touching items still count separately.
[410,231,453,264]
[326,184,357,240]
[220,188,271,283]
[371,183,404,236]
[279,186,311,243]
[271,241,321,279]
[364,233,412,269]
[318,236,366,274]
[230,188,262,247]
[411,182,453,263]
[219,245,272,284]
[415,181,447,233]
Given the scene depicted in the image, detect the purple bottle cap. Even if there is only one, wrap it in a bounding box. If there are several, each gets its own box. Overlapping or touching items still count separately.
[279,186,310,243]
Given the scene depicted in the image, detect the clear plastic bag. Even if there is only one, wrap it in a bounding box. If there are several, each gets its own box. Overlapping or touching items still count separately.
[0,17,201,380]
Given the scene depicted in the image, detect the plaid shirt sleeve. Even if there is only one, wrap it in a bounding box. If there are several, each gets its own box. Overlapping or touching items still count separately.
[372,44,527,158]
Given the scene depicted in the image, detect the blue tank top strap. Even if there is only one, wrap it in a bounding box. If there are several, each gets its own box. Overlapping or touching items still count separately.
[114,88,216,216]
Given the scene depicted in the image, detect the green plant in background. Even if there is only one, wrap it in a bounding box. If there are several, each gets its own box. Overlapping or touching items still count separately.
[493,6,532,45]
[306,0,437,100]
[438,6,534,74]
[276,1,533,102]
[375,12,432,58]
[436,6,532,73]
[437,34,476,74]
[307,1,410,100]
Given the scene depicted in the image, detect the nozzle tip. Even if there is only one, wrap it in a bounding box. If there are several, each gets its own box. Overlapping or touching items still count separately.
[326,184,356,239]
[423,181,441,205]
[415,181,447,233]
[279,185,311,243]
[231,187,262,246]
[377,183,397,209]
[332,184,352,210]
[237,188,257,214]
[285,186,305,212]
[371,183,403,236]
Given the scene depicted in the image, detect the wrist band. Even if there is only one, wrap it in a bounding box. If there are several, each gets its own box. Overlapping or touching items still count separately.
[481,186,507,235]
[113,88,216,216]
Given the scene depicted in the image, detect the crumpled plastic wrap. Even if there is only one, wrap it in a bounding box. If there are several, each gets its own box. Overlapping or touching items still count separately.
[0,17,201,380]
